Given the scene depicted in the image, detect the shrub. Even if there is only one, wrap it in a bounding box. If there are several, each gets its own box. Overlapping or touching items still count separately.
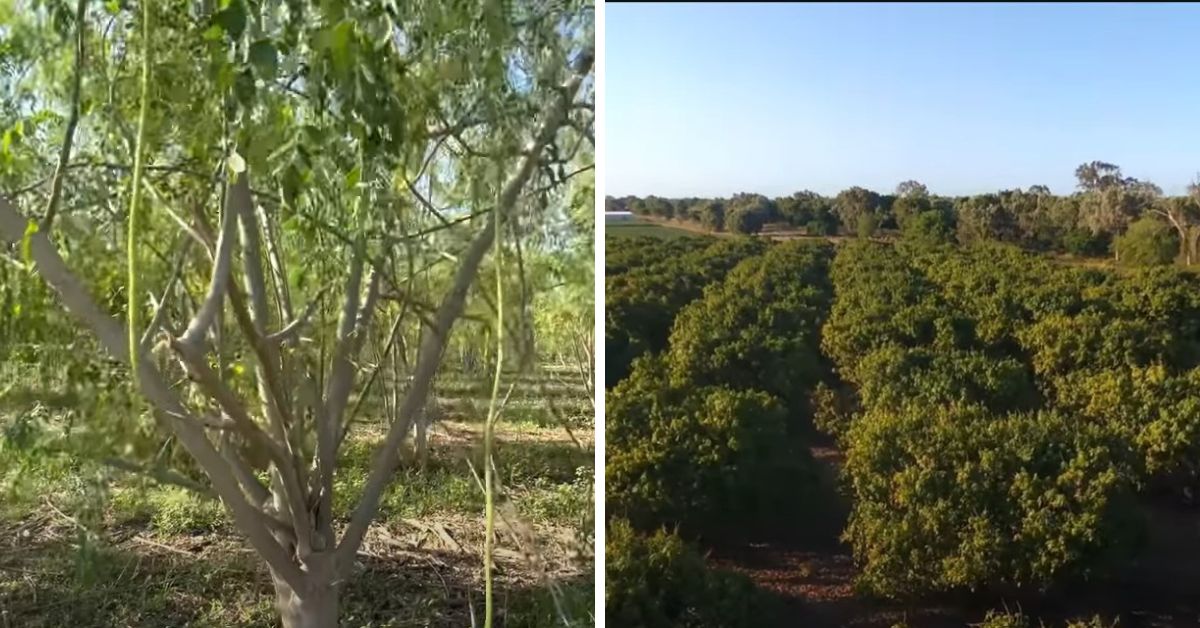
[807,217,834,236]
[1065,616,1117,628]
[1018,311,1176,378]
[901,209,954,246]
[726,206,767,234]
[606,519,765,628]
[697,200,726,232]
[607,366,813,531]
[145,487,227,535]
[842,404,1142,598]
[1114,217,1178,266]
[853,346,1038,415]
[857,213,879,238]
[604,237,766,387]
[667,241,833,418]
[1050,365,1200,488]
[1062,228,1109,257]
[811,381,858,439]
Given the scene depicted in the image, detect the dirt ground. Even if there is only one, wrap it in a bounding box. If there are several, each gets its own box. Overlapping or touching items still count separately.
[0,419,593,627]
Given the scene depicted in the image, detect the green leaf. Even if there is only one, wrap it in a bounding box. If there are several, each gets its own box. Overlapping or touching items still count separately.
[345,166,361,190]
[202,24,224,41]
[302,125,323,145]
[248,40,279,79]
[213,3,247,40]
[233,69,256,107]
[104,0,120,15]
[20,220,38,266]
[329,20,355,77]
[227,151,246,174]
[282,163,302,205]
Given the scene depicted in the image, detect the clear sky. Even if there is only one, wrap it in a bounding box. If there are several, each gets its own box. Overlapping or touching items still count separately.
[606,3,1200,198]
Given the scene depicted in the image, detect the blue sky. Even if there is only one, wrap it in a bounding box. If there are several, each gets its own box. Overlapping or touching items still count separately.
[606,3,1200,198]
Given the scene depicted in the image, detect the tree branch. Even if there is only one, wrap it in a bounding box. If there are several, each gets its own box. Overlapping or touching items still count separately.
[102,456,214,497]
[39,0,87,233]
[0,195,307,593]
[334,46,594,574]
[265,283,331,344]
[178,176,238,348]
[140,238,192,351]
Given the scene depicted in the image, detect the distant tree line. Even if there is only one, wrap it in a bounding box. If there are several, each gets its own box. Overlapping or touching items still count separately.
[608,161,1200,265]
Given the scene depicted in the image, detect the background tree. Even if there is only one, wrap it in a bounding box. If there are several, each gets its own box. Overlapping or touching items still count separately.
[901,207,954,246]
[895,179,929,198]
[956,194,1018,244]
[834,186,882,236]
[856,212,878,238]
[1074,162,1159,260]
[892,181,932,230]
[776,190,824,227]
[1113,216,1179,267]
[725,192,774,234]
[696,198,726,232]
[1147,186,1200,265]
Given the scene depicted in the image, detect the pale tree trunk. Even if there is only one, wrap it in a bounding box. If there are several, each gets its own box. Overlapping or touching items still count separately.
[1163,213,1191,266]
[1173,223,1190,265]
[273,552,339,628]
[1156,209,1195,266]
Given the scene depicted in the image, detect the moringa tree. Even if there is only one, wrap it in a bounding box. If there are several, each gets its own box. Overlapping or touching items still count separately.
[0,1,593,626]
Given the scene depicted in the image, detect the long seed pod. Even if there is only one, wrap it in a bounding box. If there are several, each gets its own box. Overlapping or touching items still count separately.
[128,0,152,380]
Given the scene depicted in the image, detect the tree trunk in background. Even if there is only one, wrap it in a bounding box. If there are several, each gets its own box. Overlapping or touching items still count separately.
[1168,222,1193,266]
[274,553,339,628]
[1185,226,1200,266]
[415,410,429,469]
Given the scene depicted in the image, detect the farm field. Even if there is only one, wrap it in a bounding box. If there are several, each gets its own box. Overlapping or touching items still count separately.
[605,4,1200,626]
[604,218,700,239]
[605,234,1200,627]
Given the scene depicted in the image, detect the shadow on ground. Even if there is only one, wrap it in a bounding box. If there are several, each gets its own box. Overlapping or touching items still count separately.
[0,526,591,627]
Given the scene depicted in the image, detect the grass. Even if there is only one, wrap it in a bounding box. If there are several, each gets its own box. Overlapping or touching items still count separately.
[18,422,594,534]
[605,220,700,239]
[0,370,593,627]
[0,527,592,628]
